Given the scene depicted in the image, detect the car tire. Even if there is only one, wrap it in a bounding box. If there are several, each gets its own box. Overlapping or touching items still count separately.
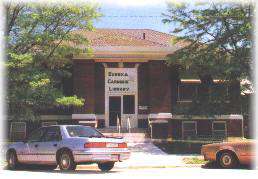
[6,150,19,170]
[218,152,238,169]
[98,162,115,172]
[58,150,76,171]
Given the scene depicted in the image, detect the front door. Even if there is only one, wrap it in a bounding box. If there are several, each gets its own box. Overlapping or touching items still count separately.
[19,128,46,163]
[36,126,62,164]
[109,96,121,126]
[122,95,136,128]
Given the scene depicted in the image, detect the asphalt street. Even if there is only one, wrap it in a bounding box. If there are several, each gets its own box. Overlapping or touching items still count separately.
[1,165,257,179]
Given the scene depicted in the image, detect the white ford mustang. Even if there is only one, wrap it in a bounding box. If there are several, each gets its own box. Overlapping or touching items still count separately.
[6,125,130,171]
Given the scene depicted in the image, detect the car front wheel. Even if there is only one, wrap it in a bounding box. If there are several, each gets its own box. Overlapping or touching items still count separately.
[98,162,115,172]
[58,151,76,171]
[6,150,19,170]
[218,152,238,168]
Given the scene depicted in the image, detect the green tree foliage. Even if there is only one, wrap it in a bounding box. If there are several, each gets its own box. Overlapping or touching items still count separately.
[6,2,100,120]
[163,2,253,80]
[163,2,253,115]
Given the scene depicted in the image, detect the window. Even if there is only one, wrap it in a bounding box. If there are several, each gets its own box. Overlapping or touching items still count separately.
[10,122,26,141]
[182,121,197,139]
[42,121,58,127]
[42,127,61,142]
[213,121,226,138]
[66,126,103,138]
[123,95,135,114]
[178,84,197,101]
[27,128,46,142]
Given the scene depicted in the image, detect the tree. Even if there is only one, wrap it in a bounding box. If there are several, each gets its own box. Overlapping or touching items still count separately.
[5,2,101,120]
[162,2,253,115]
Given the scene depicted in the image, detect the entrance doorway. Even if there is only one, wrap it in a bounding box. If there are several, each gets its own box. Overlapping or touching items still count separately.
[105,68,138,128]
[108,95,136,127]
[109,96,121,126]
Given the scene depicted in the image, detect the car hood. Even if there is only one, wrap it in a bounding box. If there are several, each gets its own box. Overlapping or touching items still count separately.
[202,140,255,149]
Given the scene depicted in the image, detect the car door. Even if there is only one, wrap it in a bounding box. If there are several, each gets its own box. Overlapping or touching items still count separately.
[36,126,62,164]
[20,128,46,163]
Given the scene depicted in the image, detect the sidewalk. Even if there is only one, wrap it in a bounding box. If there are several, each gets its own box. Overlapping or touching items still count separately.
[115,142,202,169]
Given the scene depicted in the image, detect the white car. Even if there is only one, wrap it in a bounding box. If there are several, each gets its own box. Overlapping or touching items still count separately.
[6,125,130,171]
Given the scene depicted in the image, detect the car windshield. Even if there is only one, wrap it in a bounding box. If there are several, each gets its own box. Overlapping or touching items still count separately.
[66,126,104,138]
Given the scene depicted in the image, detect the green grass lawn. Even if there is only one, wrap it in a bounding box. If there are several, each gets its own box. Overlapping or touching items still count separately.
[183,157,207,164]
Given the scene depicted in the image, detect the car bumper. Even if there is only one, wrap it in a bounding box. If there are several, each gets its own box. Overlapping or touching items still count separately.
[73,148,130,163]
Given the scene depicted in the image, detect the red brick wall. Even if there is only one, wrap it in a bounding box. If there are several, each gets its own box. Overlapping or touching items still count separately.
[169,120,182,139]
[166,119,243,140]
[197,120,212,136]
[95,63,105,114]
[148,61,172,113]
[227,119,243,137]
[138,63,149,114]
[73,60,95,113]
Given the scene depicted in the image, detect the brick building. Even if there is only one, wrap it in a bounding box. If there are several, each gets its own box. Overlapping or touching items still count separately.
[8,29,245,141]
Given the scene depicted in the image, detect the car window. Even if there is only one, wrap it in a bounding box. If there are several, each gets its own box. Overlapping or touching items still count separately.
[42,127,62,142]
[27,128,46,142]
[66,126,103,138]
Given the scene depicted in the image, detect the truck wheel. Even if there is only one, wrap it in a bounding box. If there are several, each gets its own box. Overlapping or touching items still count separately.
[6,150,19,170]
[58,151,76,171]
[98,162,115,172]
[218,152,238,168]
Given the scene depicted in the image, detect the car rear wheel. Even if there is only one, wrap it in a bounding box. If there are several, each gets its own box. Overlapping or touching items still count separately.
[98,162,115,172]
[6,150,19,170]
[218,152,238,168]
[58,151,76,171]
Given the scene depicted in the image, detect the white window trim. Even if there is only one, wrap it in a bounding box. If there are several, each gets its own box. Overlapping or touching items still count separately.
[182,121,197,139]
[41,121,58,127]
[212,121,227,137]
[10,122,26,139]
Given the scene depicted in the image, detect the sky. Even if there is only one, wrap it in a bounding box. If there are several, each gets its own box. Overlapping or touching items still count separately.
[92,0,173,34]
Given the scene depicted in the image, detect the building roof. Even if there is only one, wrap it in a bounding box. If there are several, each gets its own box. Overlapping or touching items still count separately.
[72,28,189,61]
[74,28,188,48]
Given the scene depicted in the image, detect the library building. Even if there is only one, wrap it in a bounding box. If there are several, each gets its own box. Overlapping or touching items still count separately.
[8,29,246,141]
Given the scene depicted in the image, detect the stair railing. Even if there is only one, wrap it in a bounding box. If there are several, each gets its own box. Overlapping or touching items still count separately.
[127,116,131,133]
[117,115,121,134]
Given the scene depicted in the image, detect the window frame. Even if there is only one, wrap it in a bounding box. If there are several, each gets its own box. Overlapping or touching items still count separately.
[42,126,62,142]
[212,121,227,138]
[182,121,197,139]
[177,81,230,103]
[26,127,46,143]
[177,83,198,102]
[10,122,26,140]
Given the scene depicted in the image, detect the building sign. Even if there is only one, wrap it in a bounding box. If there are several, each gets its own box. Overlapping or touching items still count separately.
[139,106,148,110]
[105,68,137,95]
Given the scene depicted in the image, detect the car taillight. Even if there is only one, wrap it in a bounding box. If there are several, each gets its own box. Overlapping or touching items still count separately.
[84,142,106,148]
[118,142,127,148]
